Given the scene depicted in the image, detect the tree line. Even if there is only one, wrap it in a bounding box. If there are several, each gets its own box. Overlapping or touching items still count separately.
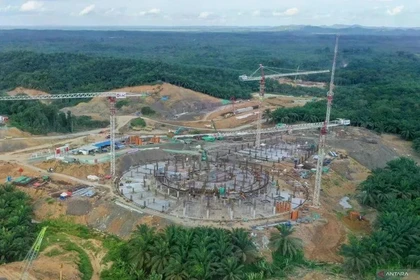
[340,158,420,278]
[101,223,305,280]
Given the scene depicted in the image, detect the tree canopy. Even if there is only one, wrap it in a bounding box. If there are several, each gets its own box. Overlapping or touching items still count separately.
[0,184,36,264]
[340,158,420,278]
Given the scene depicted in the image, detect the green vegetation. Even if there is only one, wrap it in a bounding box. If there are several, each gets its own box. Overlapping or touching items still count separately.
[340,158,420,278]
[101,224,308,279]
[116,99,130,109]
[131,118,146,128]
[0,100,107,134]
[141,106,156,116]
[0,184,36,264]
[0,30,420,145]
[270,50,420,152]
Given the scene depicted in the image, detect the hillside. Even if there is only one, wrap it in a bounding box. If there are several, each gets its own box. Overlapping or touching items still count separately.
[63,83,222,120]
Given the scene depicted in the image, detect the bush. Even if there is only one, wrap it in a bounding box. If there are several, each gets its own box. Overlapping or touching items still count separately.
[140,106,156,116]
[131,118,146,127]
[116,100,130,109]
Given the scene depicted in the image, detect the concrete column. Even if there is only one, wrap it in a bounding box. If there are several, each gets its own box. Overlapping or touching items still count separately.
[207,208,210,219]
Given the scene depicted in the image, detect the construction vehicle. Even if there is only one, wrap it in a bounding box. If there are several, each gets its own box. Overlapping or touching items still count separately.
[202,135,216,142]
[175,127,187,135]
[276,123,286,128]
[211,120,224,140]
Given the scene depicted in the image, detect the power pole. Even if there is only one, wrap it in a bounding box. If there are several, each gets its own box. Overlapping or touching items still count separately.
[313,35,339,207]
[256,64,265,147]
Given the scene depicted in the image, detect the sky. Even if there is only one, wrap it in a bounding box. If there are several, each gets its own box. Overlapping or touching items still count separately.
[0,0,417,27]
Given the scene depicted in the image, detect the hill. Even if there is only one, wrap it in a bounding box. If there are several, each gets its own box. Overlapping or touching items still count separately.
[62,83,222,120]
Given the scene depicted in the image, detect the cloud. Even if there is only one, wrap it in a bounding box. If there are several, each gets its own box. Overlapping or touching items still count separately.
[252,10,260,17]
[20,1,44,12]
[386,5,403,16]
[198,12,211,19]
[79,4,95,16]
[273,7,299,17]
[139,8,161,16]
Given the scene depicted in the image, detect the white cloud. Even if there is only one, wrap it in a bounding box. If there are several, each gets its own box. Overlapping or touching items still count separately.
[198,12,211,19]
[79,4,95,16]
[273,7,299,17]
[386,5,403,16]
[252,10,260,17]
[139,8,161,16]
[20,1,44,12]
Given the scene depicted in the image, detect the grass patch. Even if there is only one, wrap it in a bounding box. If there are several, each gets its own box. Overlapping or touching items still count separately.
[62,241,93,280]
[45,247,64,257]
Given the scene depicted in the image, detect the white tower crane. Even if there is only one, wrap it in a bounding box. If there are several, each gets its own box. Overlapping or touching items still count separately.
[239,66,330,147]
[313,35,339,207]
[0,91,148,179]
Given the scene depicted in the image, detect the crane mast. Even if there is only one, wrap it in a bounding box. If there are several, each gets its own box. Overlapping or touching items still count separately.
[0,91,148,180]
[313,35,339,207]
[240,66,330,148]
[21,227,48,280]
[256,64,265,147]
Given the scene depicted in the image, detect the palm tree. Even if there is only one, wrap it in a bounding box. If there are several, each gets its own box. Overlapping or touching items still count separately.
[340,236,371,276]
[255,259,274,278]
[270,224,303,259]
[147,273,163,280]
[127,225,156,273]
[231,228,257,263]
[164,256,190,280]
[149,238,171,274]
[216,257,244,280]
[245,272,264,280]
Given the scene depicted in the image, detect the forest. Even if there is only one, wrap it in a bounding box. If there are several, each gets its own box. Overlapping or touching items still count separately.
[0,184,36,264]
[0,30,419,148]
[340,158,420,278]
[0,99,108,134]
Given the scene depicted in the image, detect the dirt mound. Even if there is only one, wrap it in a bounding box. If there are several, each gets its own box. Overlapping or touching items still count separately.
[66,198,93,216]
[35,161,109,180]
[295,213,346,263]
[63,83,222,121]
[0,250,80,280]
[7,87,50,97]
[342,216,371,234]
[0,127,31,138]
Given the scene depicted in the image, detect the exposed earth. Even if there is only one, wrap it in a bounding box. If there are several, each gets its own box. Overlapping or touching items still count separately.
[0,83,419,279]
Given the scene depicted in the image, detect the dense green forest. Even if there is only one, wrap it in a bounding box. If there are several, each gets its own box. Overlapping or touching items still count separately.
[0,100,108,134]
[101,224,306,280]
[0,30,420,147]
[0,184,36,264]
[340,158,420,278]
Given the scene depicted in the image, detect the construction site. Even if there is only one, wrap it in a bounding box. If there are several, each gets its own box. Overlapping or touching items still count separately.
[2,36,419,280]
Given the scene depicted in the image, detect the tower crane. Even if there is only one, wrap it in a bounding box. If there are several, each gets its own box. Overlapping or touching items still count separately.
[239,66,330,147]
[313,35,339,207]
[0,91,148,179]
